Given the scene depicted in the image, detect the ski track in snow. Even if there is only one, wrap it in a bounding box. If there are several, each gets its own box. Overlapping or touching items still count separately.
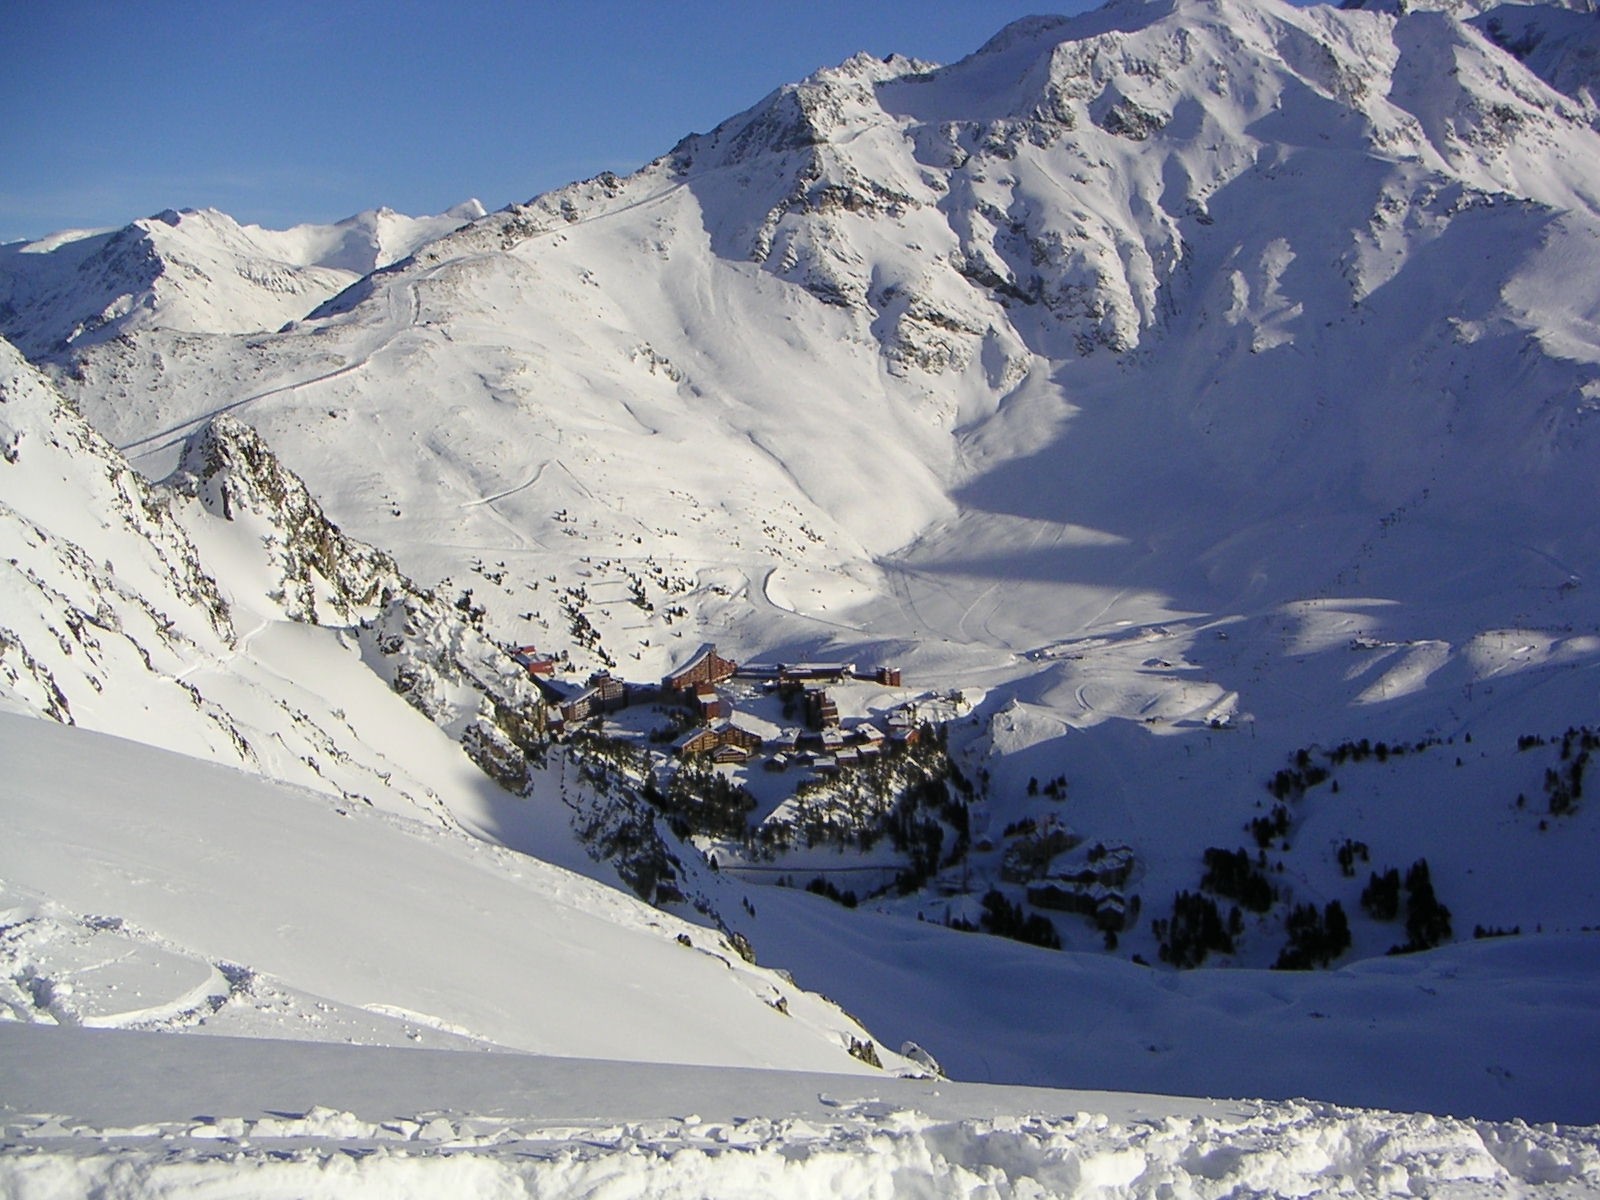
[458,461,549,508]
[118,285,413,461]
[172,615,271,683]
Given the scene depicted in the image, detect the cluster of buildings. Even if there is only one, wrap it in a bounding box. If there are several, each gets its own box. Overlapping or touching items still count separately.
[509,642,912,772]
[1001,831,1139,933]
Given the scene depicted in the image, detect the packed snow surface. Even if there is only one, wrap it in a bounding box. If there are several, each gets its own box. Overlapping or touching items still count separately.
[3,1024,1598,1199]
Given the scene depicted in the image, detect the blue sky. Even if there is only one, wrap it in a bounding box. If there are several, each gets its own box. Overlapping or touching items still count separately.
[1,1,1098,243]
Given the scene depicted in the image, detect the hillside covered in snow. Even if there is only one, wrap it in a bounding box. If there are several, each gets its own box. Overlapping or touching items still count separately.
[4,0,1600,1191]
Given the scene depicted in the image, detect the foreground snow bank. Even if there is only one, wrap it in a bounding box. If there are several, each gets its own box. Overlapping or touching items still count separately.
[2,1026,1597,1200]
[5,1094,1597,1199]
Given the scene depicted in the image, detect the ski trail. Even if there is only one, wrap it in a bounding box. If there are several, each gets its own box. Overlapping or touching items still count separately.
[459,462,548,508]
[120,186,687,462]
[174,616,271,682]
[120,284,415,456]
[500,183,689,251]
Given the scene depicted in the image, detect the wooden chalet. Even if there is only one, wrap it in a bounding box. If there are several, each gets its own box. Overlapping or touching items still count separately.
[673,720,762,762]
[1025,882,1140,932]
[854,724,885,757]
[663,643,738,693]
[587,671,628,713]
[532,676,594,725]
[886,708,922,745]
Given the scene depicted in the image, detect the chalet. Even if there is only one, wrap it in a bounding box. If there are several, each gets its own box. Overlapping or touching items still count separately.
[663,644,738,693]
[673,720,762,762]
[529,671,628,725]
[510,646,558,677]
[818,728,845,753]
[875,666,903,687]
[803,688,839,730]
[1024,882,1140,933]
[885,708,922,745]
[1045,844,1135,890]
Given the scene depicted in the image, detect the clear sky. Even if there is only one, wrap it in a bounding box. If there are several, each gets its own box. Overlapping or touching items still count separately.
[1,1,1099,244]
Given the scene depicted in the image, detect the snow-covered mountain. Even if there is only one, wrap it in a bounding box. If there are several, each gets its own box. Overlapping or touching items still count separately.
[0,200,484,358]
[0,337,908,1076]
[5,0,1600,1183]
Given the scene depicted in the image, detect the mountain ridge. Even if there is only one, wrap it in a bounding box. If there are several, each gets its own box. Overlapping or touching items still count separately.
[0,200,485,359]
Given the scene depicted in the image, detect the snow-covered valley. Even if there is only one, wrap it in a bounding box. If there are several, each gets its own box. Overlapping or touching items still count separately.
[4,0,1600,1192]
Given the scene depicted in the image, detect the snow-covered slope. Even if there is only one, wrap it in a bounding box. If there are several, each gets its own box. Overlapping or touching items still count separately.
[59,0,1600,667]
[0,337,903,1075]
[0,714,889,1072]
[0,200,484,357]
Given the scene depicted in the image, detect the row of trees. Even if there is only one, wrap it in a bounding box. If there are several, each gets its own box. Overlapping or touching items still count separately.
[946,889,1061,950]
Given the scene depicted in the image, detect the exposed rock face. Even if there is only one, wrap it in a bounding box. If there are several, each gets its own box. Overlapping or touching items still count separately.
[170,414,397,625]
[169,413,549,776]
[0,338,235,742]
[2,339,549,812]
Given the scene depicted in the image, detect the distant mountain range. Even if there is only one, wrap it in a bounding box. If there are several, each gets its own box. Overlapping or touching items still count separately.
[0,200,485,357]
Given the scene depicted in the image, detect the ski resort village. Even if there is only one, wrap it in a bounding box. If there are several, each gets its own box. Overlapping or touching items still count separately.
[4,0,1600,1194]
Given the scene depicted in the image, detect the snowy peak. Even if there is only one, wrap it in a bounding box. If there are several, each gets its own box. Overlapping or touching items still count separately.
[0,202,482,357]
[515,0,1599,376]
[298,200,488,275]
